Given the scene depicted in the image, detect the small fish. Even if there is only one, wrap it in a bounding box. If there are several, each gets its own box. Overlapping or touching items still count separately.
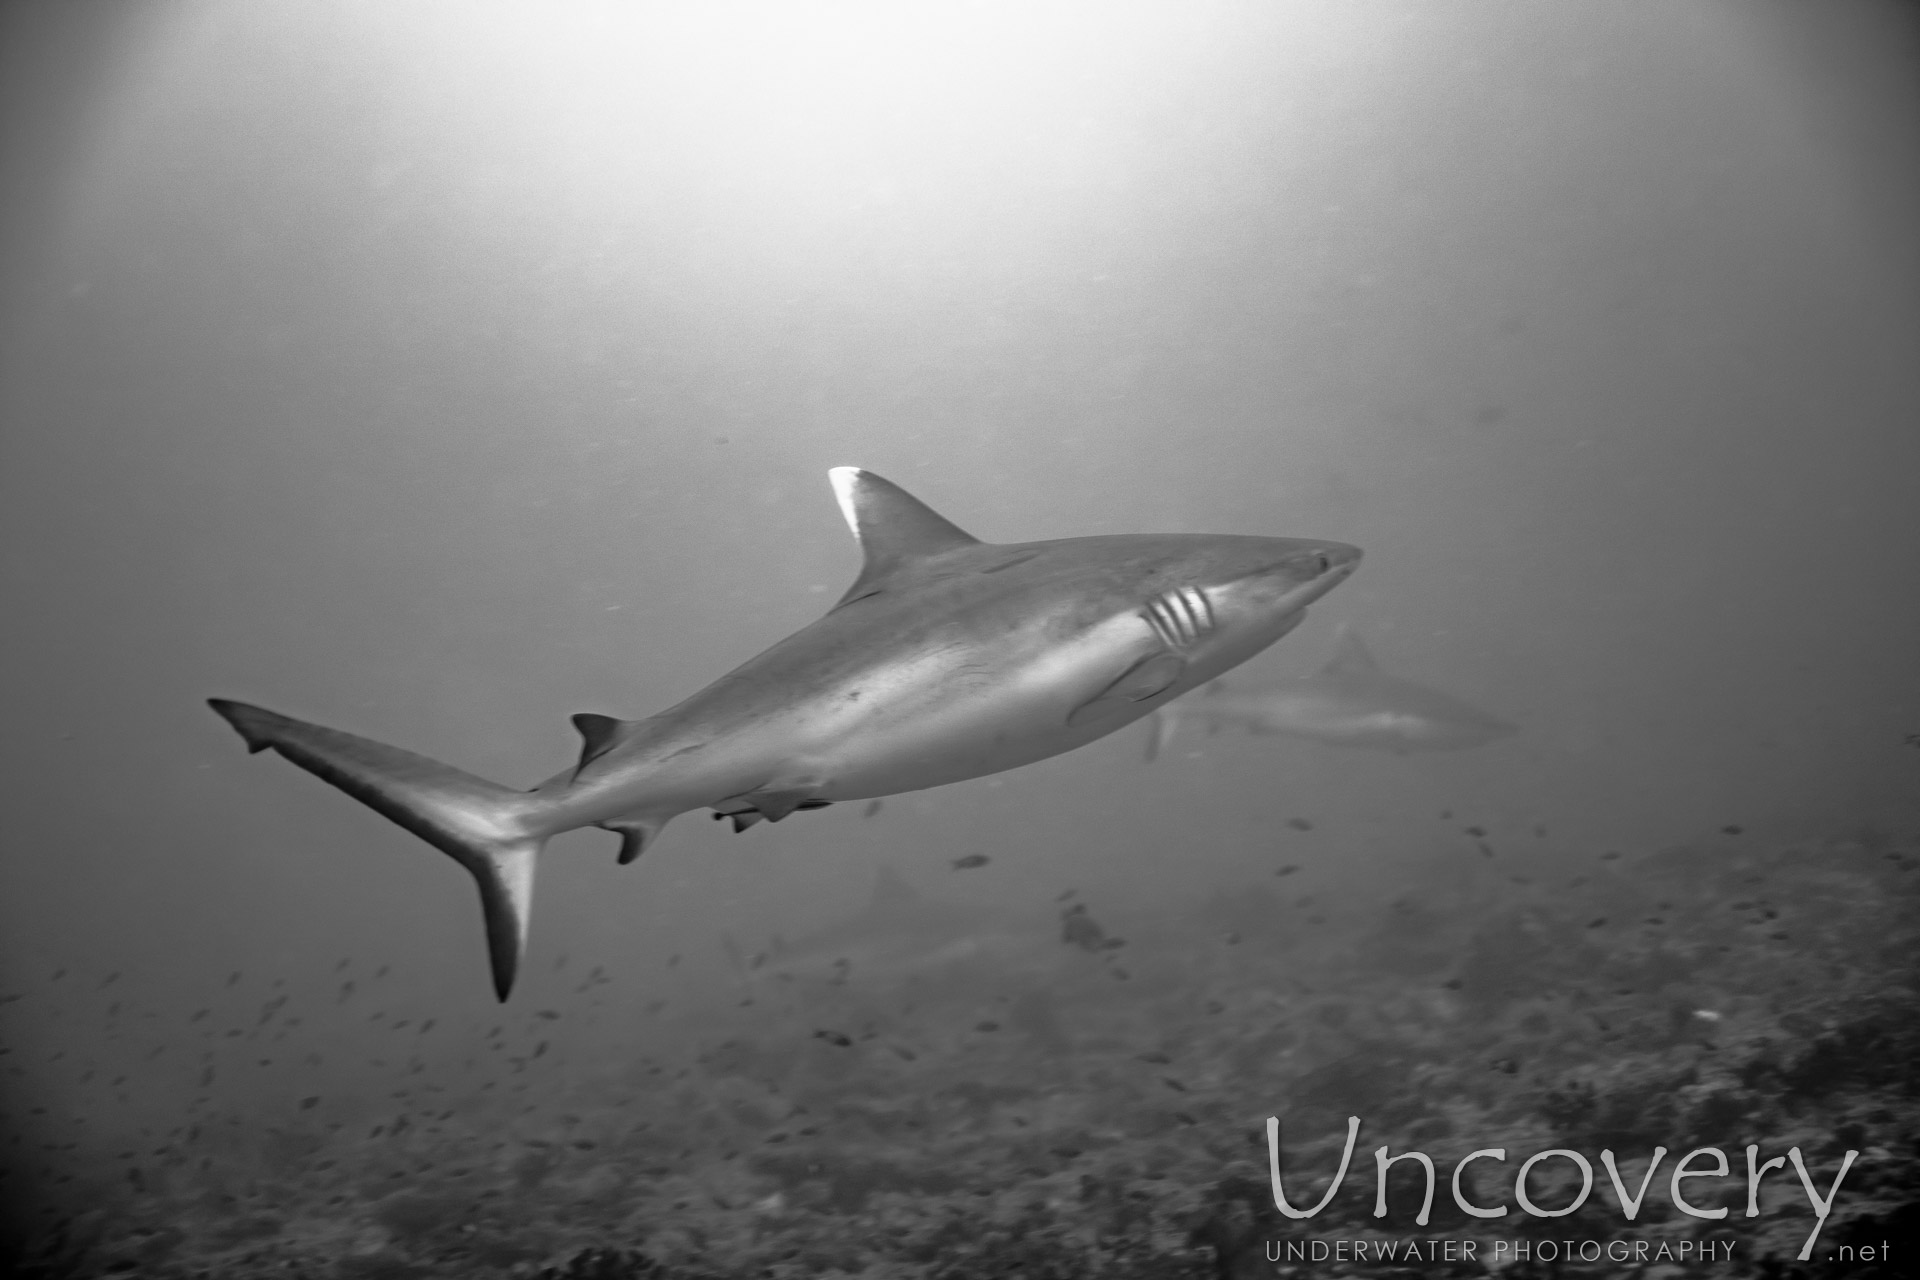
[1465,825,1487,838]
[950,854,990,871]
[1275,865,1299,877]
[1286,818,1314,832]
[813,1029,852,1048]
[862,800,884,818]
[299,1096,319,1111]
[1720,824,1743,835]
[1060,903,1124,953]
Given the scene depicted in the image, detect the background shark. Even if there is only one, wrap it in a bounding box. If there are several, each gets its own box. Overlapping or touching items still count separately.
[210,468,1359,996]
[725,866,1057,993]
[1147,624,1513,759]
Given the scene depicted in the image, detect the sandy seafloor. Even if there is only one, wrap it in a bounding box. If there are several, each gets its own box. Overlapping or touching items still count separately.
[7,826,1915,1279]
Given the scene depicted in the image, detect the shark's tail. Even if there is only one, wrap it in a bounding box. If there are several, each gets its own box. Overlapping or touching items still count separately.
[208,699,544,1001]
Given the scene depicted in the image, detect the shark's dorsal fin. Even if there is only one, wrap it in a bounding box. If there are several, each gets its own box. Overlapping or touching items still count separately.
[1320,624,1378,678]
[829,467,981,606]
[570,713,629,772]
[868,864,918,909]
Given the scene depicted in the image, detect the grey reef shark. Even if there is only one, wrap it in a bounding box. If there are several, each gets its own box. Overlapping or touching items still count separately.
[724,865,1042,992]
[209,468,1360,999]
[1147,623,1513,760]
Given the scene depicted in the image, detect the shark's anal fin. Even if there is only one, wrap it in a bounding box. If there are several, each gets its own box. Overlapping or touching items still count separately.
[570,713,630,774]
[1066,652,1186,727]
[595,816,664,865]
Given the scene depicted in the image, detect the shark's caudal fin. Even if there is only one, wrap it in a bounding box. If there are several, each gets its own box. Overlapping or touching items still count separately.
[207,699,543,1001]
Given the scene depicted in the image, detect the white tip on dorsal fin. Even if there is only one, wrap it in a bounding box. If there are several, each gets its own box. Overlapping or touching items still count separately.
[828,467,981,605]
[1320,623,1379,677]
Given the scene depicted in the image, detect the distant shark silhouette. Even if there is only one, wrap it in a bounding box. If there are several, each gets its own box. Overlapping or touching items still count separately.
[210,468,1359,998]
[1147,624,1512,759]
[728,866,1039,989]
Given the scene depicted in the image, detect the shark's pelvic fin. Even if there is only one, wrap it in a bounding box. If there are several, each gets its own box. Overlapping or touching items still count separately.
[207,699,543,1002]
[1320,623,1378,677]
[829,468,981,606]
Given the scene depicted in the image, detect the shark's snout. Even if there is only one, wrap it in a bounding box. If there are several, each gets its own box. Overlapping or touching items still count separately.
[1244,541,1362,603]
[1312,542,1364,577]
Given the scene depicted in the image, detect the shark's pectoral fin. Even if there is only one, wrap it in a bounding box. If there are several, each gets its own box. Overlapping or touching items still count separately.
[1066,653,1187,727]
[596,815,666,865]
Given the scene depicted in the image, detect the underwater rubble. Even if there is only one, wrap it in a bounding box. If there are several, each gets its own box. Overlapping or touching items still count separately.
[4,832,1916,1279]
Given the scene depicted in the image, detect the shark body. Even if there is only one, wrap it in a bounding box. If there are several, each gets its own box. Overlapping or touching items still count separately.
[1147,624,1512,760]
[210,468,1359,998]
[728,867,1044,991]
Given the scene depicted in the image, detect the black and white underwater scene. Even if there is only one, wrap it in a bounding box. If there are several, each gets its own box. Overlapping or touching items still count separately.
[4,3,1918,1277]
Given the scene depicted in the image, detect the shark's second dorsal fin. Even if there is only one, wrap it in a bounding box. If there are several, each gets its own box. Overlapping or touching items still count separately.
[829,467,981,605]
[1320,624,1379,678]
[571,713,629,772]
